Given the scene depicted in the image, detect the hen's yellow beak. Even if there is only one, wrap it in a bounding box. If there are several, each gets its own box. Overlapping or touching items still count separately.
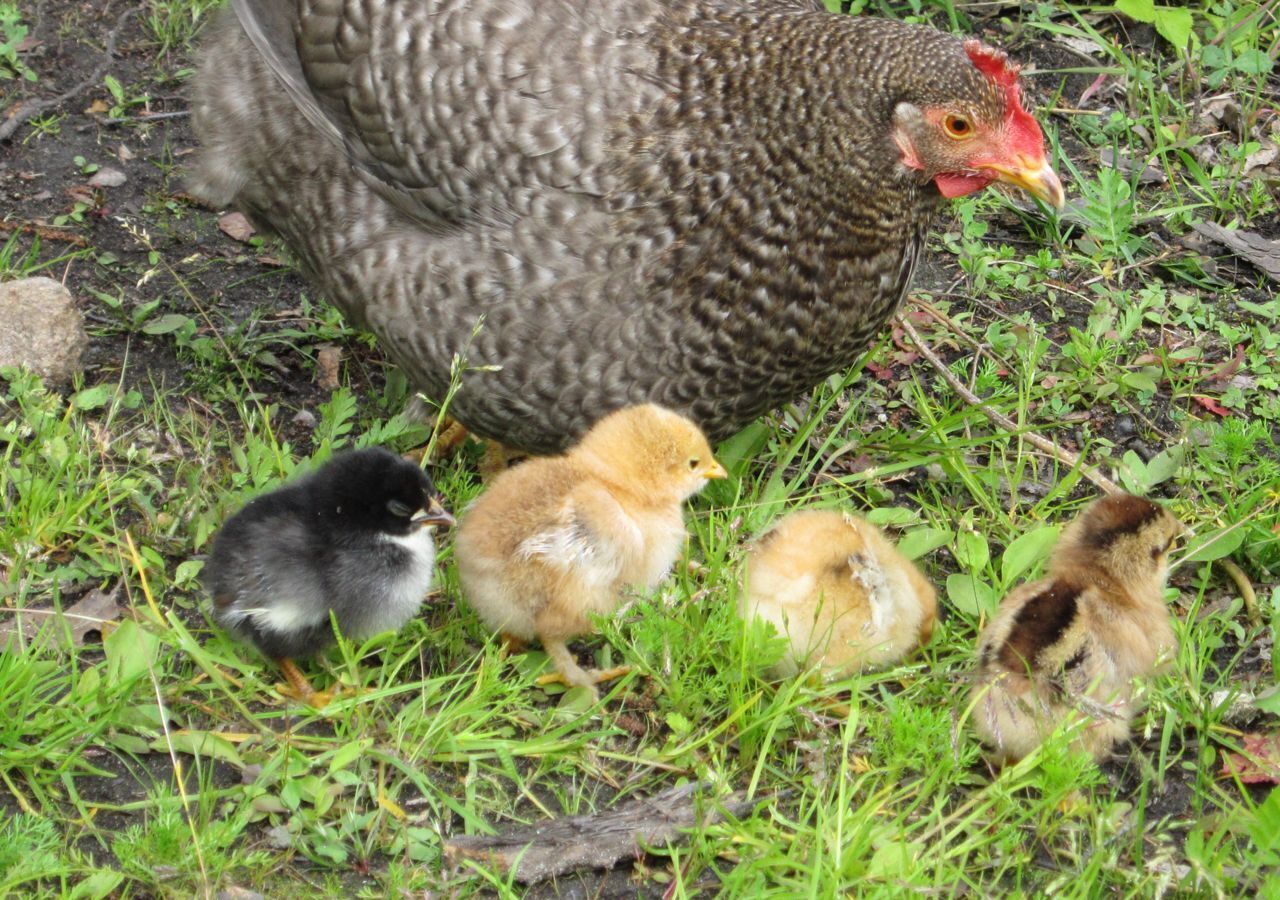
[987,156,1065,210]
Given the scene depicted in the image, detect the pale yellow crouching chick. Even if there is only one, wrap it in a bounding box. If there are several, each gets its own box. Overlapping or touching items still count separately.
[454,404,726,693]
[742,510,937,678]
[972,493,1182,765]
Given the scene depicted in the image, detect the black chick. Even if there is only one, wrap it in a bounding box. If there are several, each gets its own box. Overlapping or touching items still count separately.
[205,447,454,705]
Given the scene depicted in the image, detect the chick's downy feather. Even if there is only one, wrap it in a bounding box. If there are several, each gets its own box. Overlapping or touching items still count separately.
[972,494,1182,764]
[205,448,451,661]
[742,510,936,677]
[191,0,1062,453]
[454,404,725,689]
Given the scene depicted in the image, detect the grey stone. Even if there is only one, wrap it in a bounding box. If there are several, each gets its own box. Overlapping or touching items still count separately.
[0,277,88,386]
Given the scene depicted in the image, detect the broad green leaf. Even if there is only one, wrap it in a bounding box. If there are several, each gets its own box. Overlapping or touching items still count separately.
[1115,0,1155,21]
[953,527,990,572]
[867,839,923,879]
[141,312,194,335]
[1143,446,1184,487]
[947,574,999,618]
[329,739,372,774]
[1183,527,1247,563]
[71,384,114,410]
[1235,49,1274,75]
[898,526,953,561]
[865,507,918,528]
[1001,525,1061,584]
[1121,371,1158,393]
[151,730,245,767]
[68,871,124,900]
[103,618,159,684]
[1255,688,1280,716]
[716,421,771,479]
[1153,7,1193,49]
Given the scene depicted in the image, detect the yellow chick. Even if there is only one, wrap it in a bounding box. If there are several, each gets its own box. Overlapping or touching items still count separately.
[972,493,1182,765]
[741,510,937,678]
[454,404,726,692]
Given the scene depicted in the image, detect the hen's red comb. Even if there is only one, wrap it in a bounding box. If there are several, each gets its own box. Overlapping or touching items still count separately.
[964,39,1021,88]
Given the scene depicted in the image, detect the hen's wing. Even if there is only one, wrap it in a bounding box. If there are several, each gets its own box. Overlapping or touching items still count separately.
[229,0,669,228]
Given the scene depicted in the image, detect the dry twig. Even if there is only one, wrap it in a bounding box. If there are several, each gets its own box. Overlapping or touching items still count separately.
[0,8,137,142]
[443,782,768,884]
[896,312,1122,495]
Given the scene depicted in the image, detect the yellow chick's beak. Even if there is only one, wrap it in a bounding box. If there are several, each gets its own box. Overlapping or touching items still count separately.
[988,156,1065,210]
[703,460,728,480]
[412,496,456,529]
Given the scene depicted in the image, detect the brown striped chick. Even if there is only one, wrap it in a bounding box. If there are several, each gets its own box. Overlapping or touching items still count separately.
[454,404,726,694]
[972,493,1182,765]
[742,510,937,679]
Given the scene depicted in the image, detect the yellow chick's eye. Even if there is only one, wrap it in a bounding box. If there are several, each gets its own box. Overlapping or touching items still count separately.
[943,114,972,139]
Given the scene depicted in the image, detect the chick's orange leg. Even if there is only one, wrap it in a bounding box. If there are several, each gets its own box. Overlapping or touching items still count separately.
[500,632,528,658]
[273,657,333,708]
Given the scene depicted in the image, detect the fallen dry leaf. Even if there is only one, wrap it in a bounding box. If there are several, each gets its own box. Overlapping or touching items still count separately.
[865,360,895,382]
[62,585,123,644]
[85,98,110,116]
[1245,142,1279,174]
[1221,732,1280,784]
[218,211,255,243]
[1202,345,1246,390]
[88,167,127,188]
[1099,147,1166,185]
[1192,395,1233,417]
[1193,222,1280,283]
[316,345,343,390]
[0,584,121,651]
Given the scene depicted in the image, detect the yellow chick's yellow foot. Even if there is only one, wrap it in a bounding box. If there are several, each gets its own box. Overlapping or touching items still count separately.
[534,665,633,688]
[499,632,528,658]
[533,638,632,697]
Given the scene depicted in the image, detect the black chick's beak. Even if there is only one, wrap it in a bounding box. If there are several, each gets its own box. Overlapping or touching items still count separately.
[412,496,456,529]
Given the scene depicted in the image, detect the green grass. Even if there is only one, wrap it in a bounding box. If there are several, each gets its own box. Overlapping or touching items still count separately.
[3,0,1280,897]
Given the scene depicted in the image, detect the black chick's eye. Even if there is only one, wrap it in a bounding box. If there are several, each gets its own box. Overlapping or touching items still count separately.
[386,499,413,518]
[943,114,972,139]
[688,458,700,470]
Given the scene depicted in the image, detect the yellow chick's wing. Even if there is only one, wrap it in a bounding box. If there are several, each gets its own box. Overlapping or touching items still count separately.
[516,485,640,590]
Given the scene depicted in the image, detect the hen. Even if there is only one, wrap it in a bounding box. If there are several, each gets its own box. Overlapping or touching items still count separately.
[192,0,1063,453]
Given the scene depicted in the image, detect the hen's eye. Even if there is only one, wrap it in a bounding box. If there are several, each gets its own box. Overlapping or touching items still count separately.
[688,458,700,470]
[943,115,972,138]
[387,499,413,518]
